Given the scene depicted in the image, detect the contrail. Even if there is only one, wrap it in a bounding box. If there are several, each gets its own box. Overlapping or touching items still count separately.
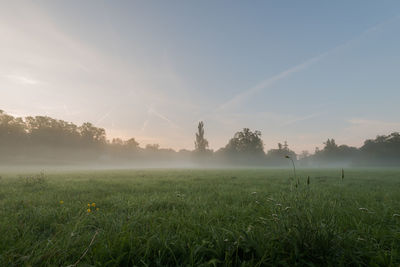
[96,107,115,124]
[148,105,181,129]
[216,54,324,111]
[140,119,149,132]
[94,91,138,125]
[278,112,321,128]
[140,104,154,133]
[216,15,400,112]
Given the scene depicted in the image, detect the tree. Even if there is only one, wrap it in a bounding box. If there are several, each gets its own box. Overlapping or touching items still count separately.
[323,138,338,152]
[359,132,400,165]
[266,141,297,165]
[194,121,209,153]
[125,138,139,150]
[0,111,28,157]
[310,138,359,166]
[299,150,310,159]
[298,150,311,167]
[145,144,160,151]
[224,128,264,155]
[283,141,288,150]
[111,138,124,146]
[79,122,106,145]
[0,111,27,141]
[278,143,283,150]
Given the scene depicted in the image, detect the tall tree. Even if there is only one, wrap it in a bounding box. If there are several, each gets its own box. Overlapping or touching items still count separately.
[195,121,209,153]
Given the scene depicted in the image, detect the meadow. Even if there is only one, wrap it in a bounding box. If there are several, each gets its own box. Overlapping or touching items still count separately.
[0,168,399,266]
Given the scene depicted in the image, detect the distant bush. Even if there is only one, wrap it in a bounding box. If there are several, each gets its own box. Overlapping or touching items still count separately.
[19,171,47,187]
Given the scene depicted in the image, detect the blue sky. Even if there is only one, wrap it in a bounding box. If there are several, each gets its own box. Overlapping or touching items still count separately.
[1,1,400,152]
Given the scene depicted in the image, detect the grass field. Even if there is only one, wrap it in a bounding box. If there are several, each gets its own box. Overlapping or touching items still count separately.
[0,168,399,266]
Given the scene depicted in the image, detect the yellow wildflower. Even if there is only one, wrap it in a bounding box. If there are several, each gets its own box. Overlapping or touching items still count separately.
[87,203,90,207]
[87,209,91,213]
[91,203,96,207]
[60,200,64,204]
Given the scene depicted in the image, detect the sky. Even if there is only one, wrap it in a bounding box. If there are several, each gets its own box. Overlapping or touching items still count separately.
[1,1,400,153]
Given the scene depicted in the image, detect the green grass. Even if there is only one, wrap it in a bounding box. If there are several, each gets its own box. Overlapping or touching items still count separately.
[0,169,399,266]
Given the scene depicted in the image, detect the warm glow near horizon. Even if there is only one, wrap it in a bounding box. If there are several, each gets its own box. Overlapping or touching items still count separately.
[1,1,400,153]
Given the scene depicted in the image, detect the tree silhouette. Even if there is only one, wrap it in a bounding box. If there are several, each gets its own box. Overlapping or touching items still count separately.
[225,128,264,155]
[79,122,106,145]
[145,144,160,151]
[2,108,400,167]
[266,141,297,166]
[307,138,358,166]
[194,121,209,153]
[359,132,400,165]
[125,138,139,149]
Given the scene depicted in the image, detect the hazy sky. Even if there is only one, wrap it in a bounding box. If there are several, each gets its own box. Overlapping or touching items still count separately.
[1,1,400,153]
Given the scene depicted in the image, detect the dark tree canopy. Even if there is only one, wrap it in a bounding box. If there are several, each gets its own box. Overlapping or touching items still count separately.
[0,110,135,164]
[358,132,400,165]
[224,128,264,155]
[266,141,297,166]
[309,138,359,166]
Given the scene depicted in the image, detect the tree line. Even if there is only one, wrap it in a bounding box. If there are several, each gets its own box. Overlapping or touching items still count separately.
[1,109,399,167]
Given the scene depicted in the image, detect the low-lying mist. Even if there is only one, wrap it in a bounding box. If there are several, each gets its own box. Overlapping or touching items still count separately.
[1,110,400,170]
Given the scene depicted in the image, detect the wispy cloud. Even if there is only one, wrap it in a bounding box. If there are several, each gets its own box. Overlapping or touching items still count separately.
[96,107,115,124]
[5,74,41,85]
[278,113,321,127]
[347,118,400,130]
[216,15,400,112]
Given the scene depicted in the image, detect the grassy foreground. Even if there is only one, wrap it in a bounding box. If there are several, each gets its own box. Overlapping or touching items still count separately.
[0,169,399,266]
